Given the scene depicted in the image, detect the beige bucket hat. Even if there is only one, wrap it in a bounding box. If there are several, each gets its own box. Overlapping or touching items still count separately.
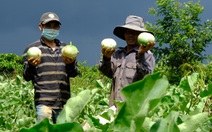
[113,15,153,40]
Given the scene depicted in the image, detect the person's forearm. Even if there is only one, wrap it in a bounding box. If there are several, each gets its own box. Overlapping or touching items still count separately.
[98,58,113,78]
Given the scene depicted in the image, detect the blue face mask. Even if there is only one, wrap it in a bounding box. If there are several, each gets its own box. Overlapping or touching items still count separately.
[42,28,59,41]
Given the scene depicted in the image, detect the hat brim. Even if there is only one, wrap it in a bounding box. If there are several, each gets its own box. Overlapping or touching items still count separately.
[113,25,153,40]
[42,18,61,25]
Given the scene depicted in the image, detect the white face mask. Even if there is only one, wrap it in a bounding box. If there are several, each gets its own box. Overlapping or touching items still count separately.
[42,28,59,40]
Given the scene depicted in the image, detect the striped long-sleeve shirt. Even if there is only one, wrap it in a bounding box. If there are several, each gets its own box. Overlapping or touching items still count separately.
[23,38,79,109]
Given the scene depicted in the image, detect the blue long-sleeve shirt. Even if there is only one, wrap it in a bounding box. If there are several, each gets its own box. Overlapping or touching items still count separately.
[98,46,155,106]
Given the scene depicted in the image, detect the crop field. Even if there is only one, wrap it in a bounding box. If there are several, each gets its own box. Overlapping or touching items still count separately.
[0,54,211,132]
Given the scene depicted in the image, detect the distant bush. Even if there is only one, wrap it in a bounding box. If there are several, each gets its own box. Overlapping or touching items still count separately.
[0,54,23,77]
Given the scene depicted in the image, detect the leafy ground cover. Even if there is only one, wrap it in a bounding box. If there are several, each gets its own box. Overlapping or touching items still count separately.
[0,53,211,131]
[0,71,211,132]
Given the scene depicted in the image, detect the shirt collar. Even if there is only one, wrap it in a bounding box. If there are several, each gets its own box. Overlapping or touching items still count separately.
[40,38,61,47]
[118,45,139,53]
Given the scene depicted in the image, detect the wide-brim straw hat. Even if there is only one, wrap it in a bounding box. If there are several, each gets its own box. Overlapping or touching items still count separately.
[113,15,153,40]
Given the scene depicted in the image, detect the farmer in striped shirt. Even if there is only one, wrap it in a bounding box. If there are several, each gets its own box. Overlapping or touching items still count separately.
[23,12,79,124]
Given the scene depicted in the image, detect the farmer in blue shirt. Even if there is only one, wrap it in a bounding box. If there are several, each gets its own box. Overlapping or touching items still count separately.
[98,15,155,106]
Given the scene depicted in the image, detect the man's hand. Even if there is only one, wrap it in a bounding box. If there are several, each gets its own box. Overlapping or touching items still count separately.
[102,46,115,59]
[138,42,155,55]
[28,57,41,66]
[62,56,76,64]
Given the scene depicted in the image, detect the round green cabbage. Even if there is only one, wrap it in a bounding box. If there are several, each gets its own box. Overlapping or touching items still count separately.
[137,32,155,46]
[62,41,79,58]
[101,38,117,49]
[27,47,42,59]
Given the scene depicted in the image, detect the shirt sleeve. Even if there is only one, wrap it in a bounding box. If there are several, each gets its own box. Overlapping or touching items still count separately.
[135,51,155,80]
[66,61,80,77]
[22,48,36,82]
[98,56,113,78]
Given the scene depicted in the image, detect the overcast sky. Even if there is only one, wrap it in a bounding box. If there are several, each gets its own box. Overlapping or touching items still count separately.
[0,0,211,66]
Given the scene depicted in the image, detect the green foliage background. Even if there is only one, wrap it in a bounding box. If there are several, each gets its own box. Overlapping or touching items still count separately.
[0,0,212,131]
[0,53,211,132]
[0,53,112,131]
[146,0,212,84]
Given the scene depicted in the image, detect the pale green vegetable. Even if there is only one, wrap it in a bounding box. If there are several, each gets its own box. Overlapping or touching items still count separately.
[101,38,117,49]
[137,32,155,46]
[62,41,79,58]
[27,47,42,59]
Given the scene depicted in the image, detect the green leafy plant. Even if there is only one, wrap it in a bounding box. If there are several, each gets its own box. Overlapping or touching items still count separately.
[19,72,212,132]
[0,75,35,132]
[0,54,23,77]
[147,0,212,84]
[20,118,83,132]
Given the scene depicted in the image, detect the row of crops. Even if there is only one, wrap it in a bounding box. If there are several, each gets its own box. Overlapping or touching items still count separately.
[0,54,211,131]
[0,73,211,131]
